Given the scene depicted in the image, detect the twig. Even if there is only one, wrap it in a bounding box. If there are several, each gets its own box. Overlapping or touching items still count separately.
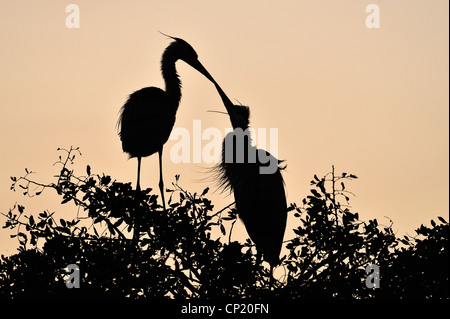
[228,219,236,244]
[211,202,235,218]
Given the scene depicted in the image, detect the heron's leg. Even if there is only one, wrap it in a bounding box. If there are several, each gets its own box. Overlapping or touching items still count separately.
[133,156,142,243]
[158,148,167,211]
[136,156,142,192]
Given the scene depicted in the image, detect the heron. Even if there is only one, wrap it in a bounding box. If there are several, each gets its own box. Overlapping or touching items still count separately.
[117,35,213,218]
[207,77,288,269]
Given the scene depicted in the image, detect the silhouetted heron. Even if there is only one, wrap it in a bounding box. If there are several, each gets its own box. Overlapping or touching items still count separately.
[117,35,213,239]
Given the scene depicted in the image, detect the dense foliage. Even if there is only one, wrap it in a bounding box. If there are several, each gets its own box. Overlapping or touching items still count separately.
[0,147,448,299]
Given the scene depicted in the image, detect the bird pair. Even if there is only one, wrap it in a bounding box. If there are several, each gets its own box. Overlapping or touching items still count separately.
[117,35,287,267]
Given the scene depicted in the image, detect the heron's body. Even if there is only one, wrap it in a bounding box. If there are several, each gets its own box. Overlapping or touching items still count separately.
[218,135,287,266]
[210,80,288,267]
[117,36,213,237]
[119,87,175,159]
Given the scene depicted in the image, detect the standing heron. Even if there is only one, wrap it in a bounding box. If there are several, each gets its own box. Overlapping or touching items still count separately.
[207,77,288,268]
[117,35,213,215]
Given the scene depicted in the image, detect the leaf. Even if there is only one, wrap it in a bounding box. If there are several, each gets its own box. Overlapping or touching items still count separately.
[400,239,409,245]
[107,221,116,235]
[220,224,226,235]
[169,202,180,209]
[18,232,27,243]
[29,215,35,226]
[71,219,80,226]
[60,219,67,227]
[201,187,209,196]
[431,219,436,228]
[310,189,321,198]
[317,181,326,194]
[101,175,111,185]
[94,216,104,224]
[86,165,91,176]
[113,219,122,227]
[437,216,447,224]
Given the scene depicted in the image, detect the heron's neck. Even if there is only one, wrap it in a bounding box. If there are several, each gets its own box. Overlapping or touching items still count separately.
[161,46,181,107]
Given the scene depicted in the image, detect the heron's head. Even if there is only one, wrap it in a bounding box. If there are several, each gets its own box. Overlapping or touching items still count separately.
[208,103,250,129]
[231,104,250,130]
[161,33,214,82]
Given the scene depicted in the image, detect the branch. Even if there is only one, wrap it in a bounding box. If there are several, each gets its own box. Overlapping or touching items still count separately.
[211,202,235,218]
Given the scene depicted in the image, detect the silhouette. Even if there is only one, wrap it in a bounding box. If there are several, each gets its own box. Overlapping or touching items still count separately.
[117,35,214,215]
[206,77,288,268]
[4,148,449,299]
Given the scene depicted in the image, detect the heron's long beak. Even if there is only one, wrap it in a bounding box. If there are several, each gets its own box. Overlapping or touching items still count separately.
[187,59,215,84]
[187,60,233,113]
[187,59,241,128]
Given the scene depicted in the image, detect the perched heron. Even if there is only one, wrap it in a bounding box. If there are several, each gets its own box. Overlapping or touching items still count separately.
[207,77,288,268]
[117,35,213,208]
[117,35,213,240]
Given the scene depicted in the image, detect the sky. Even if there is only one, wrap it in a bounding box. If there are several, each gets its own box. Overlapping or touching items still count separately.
[0,0,448,256]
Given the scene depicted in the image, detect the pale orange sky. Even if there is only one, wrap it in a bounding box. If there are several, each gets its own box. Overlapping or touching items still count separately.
[0,0,448,255]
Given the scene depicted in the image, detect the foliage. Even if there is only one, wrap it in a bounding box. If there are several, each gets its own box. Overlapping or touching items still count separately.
[282,169,395,298]
[0,147,448,299]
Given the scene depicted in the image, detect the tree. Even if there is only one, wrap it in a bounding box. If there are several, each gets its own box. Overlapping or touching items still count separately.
[0,147,448,299]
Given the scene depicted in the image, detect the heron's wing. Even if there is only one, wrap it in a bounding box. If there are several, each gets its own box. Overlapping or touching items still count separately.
[118,87,176,157]
[236,149,287,266]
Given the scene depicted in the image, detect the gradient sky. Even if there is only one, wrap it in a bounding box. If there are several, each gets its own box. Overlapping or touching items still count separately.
[1,0,448,256]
